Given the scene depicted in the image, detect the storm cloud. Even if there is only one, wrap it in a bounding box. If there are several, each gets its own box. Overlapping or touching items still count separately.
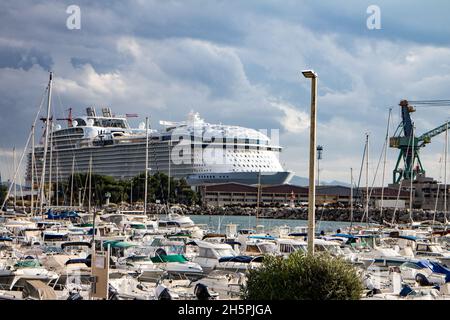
[1,0,450,186]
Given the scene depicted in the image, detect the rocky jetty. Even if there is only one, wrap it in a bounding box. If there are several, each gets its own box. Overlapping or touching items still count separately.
[146,203,448,223]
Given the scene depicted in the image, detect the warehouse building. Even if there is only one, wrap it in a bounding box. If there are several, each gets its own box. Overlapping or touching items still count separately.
[200,183,410,207]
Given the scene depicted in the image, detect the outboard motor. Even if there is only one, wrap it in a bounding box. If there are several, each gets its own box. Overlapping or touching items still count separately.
[399,285,414,297]
[67,291,83,300]
[194,283,212,300]
[366,288,382,297]
[155,284,172,300]
[108,284,119,300]
[66,284,83,300]
[415,273,430,287]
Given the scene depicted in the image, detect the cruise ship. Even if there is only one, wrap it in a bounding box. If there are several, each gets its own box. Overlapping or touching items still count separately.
[26,107,294,186]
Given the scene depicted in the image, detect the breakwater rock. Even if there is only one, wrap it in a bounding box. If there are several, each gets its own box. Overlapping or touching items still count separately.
[146,204,448,223]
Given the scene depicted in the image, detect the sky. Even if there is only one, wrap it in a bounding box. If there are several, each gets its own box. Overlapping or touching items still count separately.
[1,0,450,186]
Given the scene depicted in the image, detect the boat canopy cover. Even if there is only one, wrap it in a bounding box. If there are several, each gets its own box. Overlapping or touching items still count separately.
[332,233,356,239]
[102,240,136,249]
[14,260,41,268]
[129,224,146,229]
[202,233,226,239]
[288,233,307,237]
[397,235,417,241]
[151,254,188,263]
[74,223,94,228]
[224,240,242,246]
[65,258,89,266]
[46,209,80,220]
[167,233,191,238]
[248,235,276,240]
[126,255,150,262]
[218,255,264,263]
[23,280,57,300]
[61,241,92,249]
[43,246,64,254]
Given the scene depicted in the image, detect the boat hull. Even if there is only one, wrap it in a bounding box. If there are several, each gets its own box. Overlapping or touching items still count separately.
[187,171,294,186]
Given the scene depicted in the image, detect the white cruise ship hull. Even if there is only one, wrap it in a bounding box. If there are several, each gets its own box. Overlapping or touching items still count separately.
[186,171,294,185]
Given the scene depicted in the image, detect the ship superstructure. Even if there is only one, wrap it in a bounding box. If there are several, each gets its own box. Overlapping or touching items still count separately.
[26,107,293,186]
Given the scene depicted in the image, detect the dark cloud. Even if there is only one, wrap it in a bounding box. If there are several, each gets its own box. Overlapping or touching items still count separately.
[1,0,450,183]
[0,46,53,70]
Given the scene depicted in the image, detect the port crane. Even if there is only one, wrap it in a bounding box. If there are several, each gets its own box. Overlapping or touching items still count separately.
[390,99,450,184]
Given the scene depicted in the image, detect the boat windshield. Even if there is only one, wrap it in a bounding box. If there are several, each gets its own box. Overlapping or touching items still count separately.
[323,244,344,255]
[215,248,236,257]
[429,245,445,253]
[258,243,277,254]
[292,244,307,252]
[341,247,356,255]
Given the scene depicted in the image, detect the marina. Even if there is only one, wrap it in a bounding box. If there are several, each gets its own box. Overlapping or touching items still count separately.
[1,0,450,305]
[0,204,449,300]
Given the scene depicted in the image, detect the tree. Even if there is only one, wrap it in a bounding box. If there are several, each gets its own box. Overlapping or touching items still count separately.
[64,172,200,206]
[0,184,7,206]
[130,172,200,205]
[241,251,364,300]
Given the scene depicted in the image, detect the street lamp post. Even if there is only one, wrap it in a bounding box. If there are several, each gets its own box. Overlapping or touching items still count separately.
[302,69,318,255]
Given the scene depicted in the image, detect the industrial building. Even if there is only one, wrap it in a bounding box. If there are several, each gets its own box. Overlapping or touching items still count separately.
[200,183,410,207]
[389,174,450,211]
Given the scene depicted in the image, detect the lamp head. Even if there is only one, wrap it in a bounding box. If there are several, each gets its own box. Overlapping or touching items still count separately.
[301,70,317,78]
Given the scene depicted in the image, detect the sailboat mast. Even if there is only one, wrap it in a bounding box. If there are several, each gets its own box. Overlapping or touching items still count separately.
[13,146,16,208]
[350,167,353,233]
[167,139,171,213]
[365,133,369,225]
[56,157,59,206]
[144,117,149,215]
[30,124,35,216]
[70,156,75,207]
[88,155,92,215]
[256,170,261,227]
[48,120,54,206]
[409,125,415,223]
[380,109,391,219]
[39,72,53,215]
[445,121,448,224]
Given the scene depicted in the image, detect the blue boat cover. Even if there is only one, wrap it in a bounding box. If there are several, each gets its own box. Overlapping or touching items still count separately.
[418,260,450,282]
[47,209,80,220]
[332,233,356,239]
[288,233,307,237]
[0,236,13,241]
[219,255,262,263]
[224,240,242,246]
[65,258,89,265]
[397,235,417,241]
[248,235,276,240]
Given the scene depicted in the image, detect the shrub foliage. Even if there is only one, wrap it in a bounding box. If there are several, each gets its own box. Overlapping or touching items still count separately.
[241,251,364,300]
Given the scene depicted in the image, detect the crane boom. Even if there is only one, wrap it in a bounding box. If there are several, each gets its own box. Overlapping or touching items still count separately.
[418,121,449,146]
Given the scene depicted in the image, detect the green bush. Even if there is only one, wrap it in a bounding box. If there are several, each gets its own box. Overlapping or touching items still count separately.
[241,251,364,300]
[0,184,7,205]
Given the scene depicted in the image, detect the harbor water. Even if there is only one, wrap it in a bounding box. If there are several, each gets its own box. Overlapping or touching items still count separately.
[185,215,356,234]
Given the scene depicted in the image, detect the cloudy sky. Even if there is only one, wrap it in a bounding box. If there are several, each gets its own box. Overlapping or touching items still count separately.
[1,0,450,186]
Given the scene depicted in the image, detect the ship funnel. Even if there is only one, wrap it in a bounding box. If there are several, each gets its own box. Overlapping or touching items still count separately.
[86,107,97,117]
[102,107,112,117]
